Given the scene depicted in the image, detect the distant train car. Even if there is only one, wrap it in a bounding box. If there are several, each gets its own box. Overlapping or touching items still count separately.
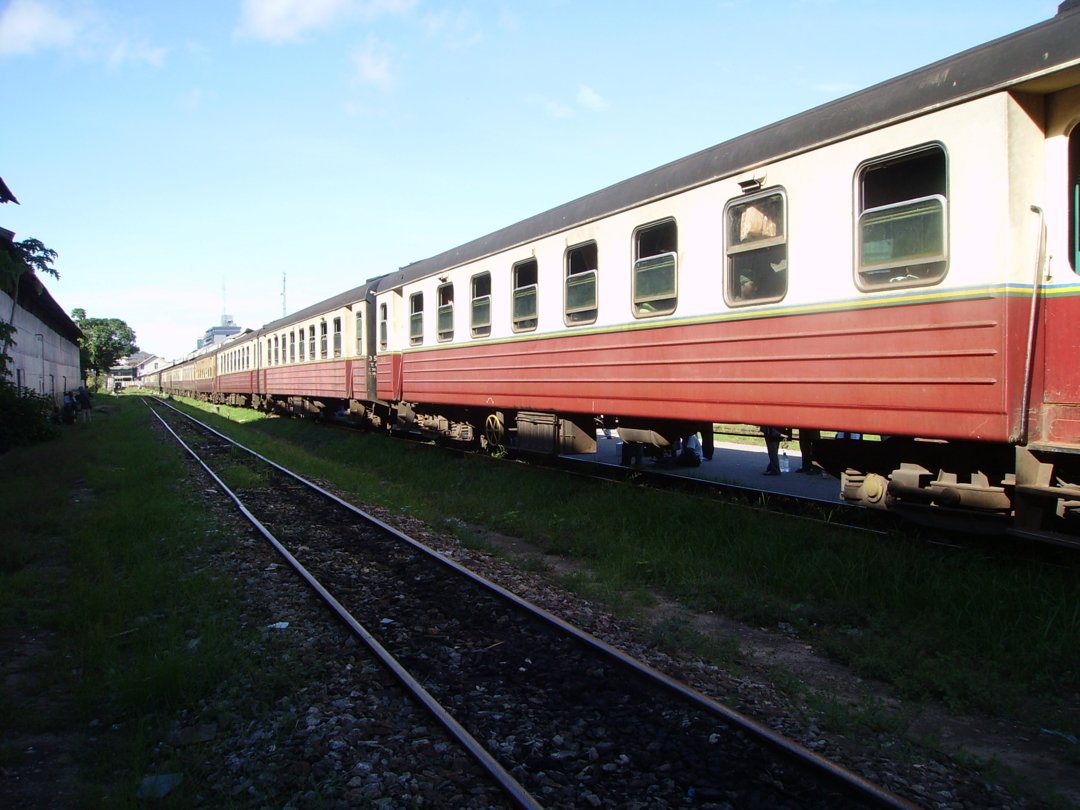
[158,5,1080,538]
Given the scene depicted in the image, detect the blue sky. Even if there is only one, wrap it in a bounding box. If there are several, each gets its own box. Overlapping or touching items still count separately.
[0,0,1061,360]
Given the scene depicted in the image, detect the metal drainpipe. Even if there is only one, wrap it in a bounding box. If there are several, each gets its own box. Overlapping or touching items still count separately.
[1020,205,1046,446]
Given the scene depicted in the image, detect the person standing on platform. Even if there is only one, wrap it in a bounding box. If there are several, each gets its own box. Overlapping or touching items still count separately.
[797,428,820,475]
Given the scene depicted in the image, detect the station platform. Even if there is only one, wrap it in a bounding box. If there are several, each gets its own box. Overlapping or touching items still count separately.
[567,433,844,503]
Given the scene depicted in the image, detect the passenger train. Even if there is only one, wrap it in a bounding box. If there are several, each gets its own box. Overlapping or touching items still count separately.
[147,4,1080,539]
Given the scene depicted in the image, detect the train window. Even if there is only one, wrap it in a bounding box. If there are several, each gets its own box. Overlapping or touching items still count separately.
[273,336,279,365]
[513,259,538,332]
[266,339,272,366]
[333,317,342,358]
[309,325,315,359]
[320,321,328,358]
[856,145,947,289]
[633,219,678,317]
[724,189,788,306]
[565,242,598,325]
[410,293,424,346]
[299,330,305,361]
[355,311,363,355]
[290,331,296,363]
[471,273,491,338]
[379,303,388,351]
[437,283,454,342]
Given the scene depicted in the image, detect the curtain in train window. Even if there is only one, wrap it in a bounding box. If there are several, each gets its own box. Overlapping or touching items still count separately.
[856,145,948,289]
[724,190,788,306]
[565,242,598,325]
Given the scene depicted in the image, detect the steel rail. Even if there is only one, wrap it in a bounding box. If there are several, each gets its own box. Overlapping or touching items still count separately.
[150,397,918,809]
[145,399,543,810]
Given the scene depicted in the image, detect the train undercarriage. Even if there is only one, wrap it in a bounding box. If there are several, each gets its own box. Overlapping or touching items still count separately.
[160,384,1080,542]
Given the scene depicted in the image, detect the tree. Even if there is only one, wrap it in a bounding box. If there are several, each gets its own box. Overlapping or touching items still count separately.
[70,310,138,379]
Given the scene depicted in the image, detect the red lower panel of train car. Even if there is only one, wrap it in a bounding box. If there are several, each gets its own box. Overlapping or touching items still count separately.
[378,292,1040,441]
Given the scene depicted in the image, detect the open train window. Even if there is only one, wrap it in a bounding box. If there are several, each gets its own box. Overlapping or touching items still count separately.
[410,292,424,346]
[856,144,947,289]
[379,303,388,351]
[437,283,454,342]
[565,241,598,325]
[633,219,677,317]
[724,189,788,306]
[513,258,538,332]
[471,273,491,338]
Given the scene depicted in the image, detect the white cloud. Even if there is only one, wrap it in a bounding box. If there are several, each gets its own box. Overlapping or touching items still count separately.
[0,0,77,56]
[237,0,351,42]
[576,84,609,112]
[352,38,394,90]
[237,0,417,43]
[108,39,167,68]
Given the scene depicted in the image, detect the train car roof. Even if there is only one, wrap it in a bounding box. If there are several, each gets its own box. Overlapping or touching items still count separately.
[382,4,1080,290]
[257,274,387,335]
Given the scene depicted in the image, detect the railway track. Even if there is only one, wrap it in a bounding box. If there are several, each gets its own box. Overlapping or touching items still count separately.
[146,396,919,809]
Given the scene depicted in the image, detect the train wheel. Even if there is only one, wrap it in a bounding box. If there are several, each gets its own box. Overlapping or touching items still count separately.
[483,412,505,454]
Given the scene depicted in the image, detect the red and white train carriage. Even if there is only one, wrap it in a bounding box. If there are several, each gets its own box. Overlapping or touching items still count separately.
[155,4,1080,537]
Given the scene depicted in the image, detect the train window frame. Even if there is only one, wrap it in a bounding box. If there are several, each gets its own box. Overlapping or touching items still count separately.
[633,218,678,318]
[308,325,315,359]
[855,143,949,290]
[320,321,328,358]
[299,330,305,361]
[471,272,491,338]
[333,317,342,358]
[564,241,598,325]
[410,292,424,346]
[355,311,363,355]
[1069,124,1079,273]
[437,283,454,343]
[289,331,296,363]
[723,188,789,307]
[379,303,388,351]
[512,258,538,333]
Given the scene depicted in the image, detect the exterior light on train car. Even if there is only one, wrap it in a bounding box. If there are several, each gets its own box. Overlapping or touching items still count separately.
[738,176,765,193]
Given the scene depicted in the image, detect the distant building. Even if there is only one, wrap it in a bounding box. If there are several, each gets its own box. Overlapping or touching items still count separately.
[108,350,162,389]
[197,315,241,349]
[2,178,83,404]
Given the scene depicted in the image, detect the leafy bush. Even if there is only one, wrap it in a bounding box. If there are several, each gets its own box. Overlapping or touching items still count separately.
[0,380,57,453]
